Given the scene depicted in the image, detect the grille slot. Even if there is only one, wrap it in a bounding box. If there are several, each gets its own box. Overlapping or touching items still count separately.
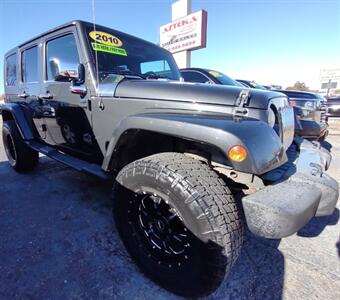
[320,101,328,123]
[270,97,295,151]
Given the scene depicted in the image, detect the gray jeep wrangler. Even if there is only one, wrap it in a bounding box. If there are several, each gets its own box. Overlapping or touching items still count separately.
[2,21,339,297]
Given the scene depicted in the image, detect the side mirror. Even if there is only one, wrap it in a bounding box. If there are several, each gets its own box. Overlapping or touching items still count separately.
[49,58,79,82]
[76,63,85,84]
[70,63,87,97]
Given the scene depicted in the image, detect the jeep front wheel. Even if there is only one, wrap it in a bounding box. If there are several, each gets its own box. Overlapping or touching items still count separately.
[2,120,39,172]
[113,153,244,297]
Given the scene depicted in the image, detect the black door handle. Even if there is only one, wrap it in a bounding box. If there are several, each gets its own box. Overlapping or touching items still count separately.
[18,92,29,98]
[38,92,53,100]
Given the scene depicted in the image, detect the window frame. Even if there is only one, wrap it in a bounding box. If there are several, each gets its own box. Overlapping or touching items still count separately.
[43,31,81,83]
[20,44,39,84]
[5,52,18,87]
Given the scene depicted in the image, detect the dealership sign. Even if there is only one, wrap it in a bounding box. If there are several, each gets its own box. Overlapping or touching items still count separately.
[320,68,340,82]
[160,10,207,54]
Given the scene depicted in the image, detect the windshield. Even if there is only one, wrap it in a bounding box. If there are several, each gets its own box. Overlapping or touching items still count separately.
[206,69,243,86]
[247,81,267,90]
[85,26,180,81]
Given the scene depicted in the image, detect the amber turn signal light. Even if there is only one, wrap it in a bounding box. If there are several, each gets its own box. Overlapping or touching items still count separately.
[228,145,247,162]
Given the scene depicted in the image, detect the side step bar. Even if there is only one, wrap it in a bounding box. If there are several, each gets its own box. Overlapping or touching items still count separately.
[26,141,110,180]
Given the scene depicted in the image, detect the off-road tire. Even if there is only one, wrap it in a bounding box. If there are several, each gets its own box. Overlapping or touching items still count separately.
[113,152,244,297]
[2,120,39,172]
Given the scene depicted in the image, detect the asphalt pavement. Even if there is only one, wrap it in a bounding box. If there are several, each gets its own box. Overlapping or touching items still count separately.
[0,119,339,300]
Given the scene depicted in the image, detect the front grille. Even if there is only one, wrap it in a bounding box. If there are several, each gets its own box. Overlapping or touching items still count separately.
[270,97,295,150]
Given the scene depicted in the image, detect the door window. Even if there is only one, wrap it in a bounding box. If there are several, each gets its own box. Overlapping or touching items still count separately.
[5,53,17,86]
[46,34,80,81]
[181,71,209,83]
[22,46,38,83]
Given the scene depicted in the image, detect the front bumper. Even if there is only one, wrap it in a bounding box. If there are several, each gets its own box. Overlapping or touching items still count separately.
[327,106,340,118]
[295,119,328,140]
[242,139,339,239]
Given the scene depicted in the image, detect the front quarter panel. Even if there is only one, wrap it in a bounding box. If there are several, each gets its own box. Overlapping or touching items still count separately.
[102,112,287,175]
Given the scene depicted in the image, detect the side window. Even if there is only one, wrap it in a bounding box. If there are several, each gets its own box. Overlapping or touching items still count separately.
[181,71,208,83]
[22,46,38,83]
[46,34,80,81]
[5,53,17,86]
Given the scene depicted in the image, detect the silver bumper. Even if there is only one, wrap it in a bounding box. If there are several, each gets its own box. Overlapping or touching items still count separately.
[242,139,339,239]
[297,139,331,171]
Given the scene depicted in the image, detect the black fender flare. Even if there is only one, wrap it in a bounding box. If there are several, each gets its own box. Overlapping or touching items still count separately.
[102,112,287,175]
[1,103,35,140]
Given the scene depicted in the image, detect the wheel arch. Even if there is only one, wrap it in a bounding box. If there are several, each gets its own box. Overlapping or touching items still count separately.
[101,112,287,175]
[107,128,229,173]
[1,103,35,140]
[1,110,15,122]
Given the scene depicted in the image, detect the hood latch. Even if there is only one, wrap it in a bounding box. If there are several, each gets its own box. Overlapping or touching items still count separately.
[234,89,251,117]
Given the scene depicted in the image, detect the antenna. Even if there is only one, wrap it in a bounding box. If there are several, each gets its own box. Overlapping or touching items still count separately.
[91,0,99,90]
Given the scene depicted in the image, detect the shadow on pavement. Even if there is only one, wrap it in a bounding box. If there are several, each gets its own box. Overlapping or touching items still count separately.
[0,157,285,300]
[297,208,339,237]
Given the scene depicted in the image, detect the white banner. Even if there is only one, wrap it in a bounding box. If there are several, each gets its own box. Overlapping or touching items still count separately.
[320,69,340,82]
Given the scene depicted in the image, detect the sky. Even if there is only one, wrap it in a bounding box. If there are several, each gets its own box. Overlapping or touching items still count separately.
[0,0,339,94]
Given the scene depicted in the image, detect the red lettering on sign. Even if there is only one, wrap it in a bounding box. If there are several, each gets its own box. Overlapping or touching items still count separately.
[162,15,198,33]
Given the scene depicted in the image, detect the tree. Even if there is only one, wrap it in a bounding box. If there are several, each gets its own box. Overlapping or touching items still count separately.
[286,81,310,91]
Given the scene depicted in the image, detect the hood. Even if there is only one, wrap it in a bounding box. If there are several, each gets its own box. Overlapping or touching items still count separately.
[110,80,287,109]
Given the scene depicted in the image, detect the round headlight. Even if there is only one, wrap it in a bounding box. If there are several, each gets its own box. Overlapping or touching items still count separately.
[268,108,276,128]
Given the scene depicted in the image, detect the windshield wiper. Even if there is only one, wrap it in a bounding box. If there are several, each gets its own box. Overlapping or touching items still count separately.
[143,73,171,80]
[111,69,146,79]
[145,74,168,79]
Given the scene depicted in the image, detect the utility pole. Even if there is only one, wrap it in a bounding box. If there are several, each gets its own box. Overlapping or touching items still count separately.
[326,79,332,97]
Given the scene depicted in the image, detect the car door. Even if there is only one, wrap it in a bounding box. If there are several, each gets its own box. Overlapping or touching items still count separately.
[40,28,101,162]
[19,40,47,140]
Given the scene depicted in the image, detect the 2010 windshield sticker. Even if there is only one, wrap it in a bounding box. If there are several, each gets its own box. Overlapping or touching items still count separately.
[89,31,122,47]
[89,31,127,56]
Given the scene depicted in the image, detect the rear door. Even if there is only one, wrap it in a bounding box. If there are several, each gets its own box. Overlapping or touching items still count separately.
[19,40,47,139]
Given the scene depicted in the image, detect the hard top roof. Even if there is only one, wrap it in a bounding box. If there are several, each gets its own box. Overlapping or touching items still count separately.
[4,20,158,57]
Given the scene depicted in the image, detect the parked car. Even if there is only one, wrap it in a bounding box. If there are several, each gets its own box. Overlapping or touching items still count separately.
[181,71,327,142]
[272,90,329,141]
[180,68,243,86]
[326,96,340,118]
[2,21,338,297]
[236,79,268,90]
[236,79,329,141]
